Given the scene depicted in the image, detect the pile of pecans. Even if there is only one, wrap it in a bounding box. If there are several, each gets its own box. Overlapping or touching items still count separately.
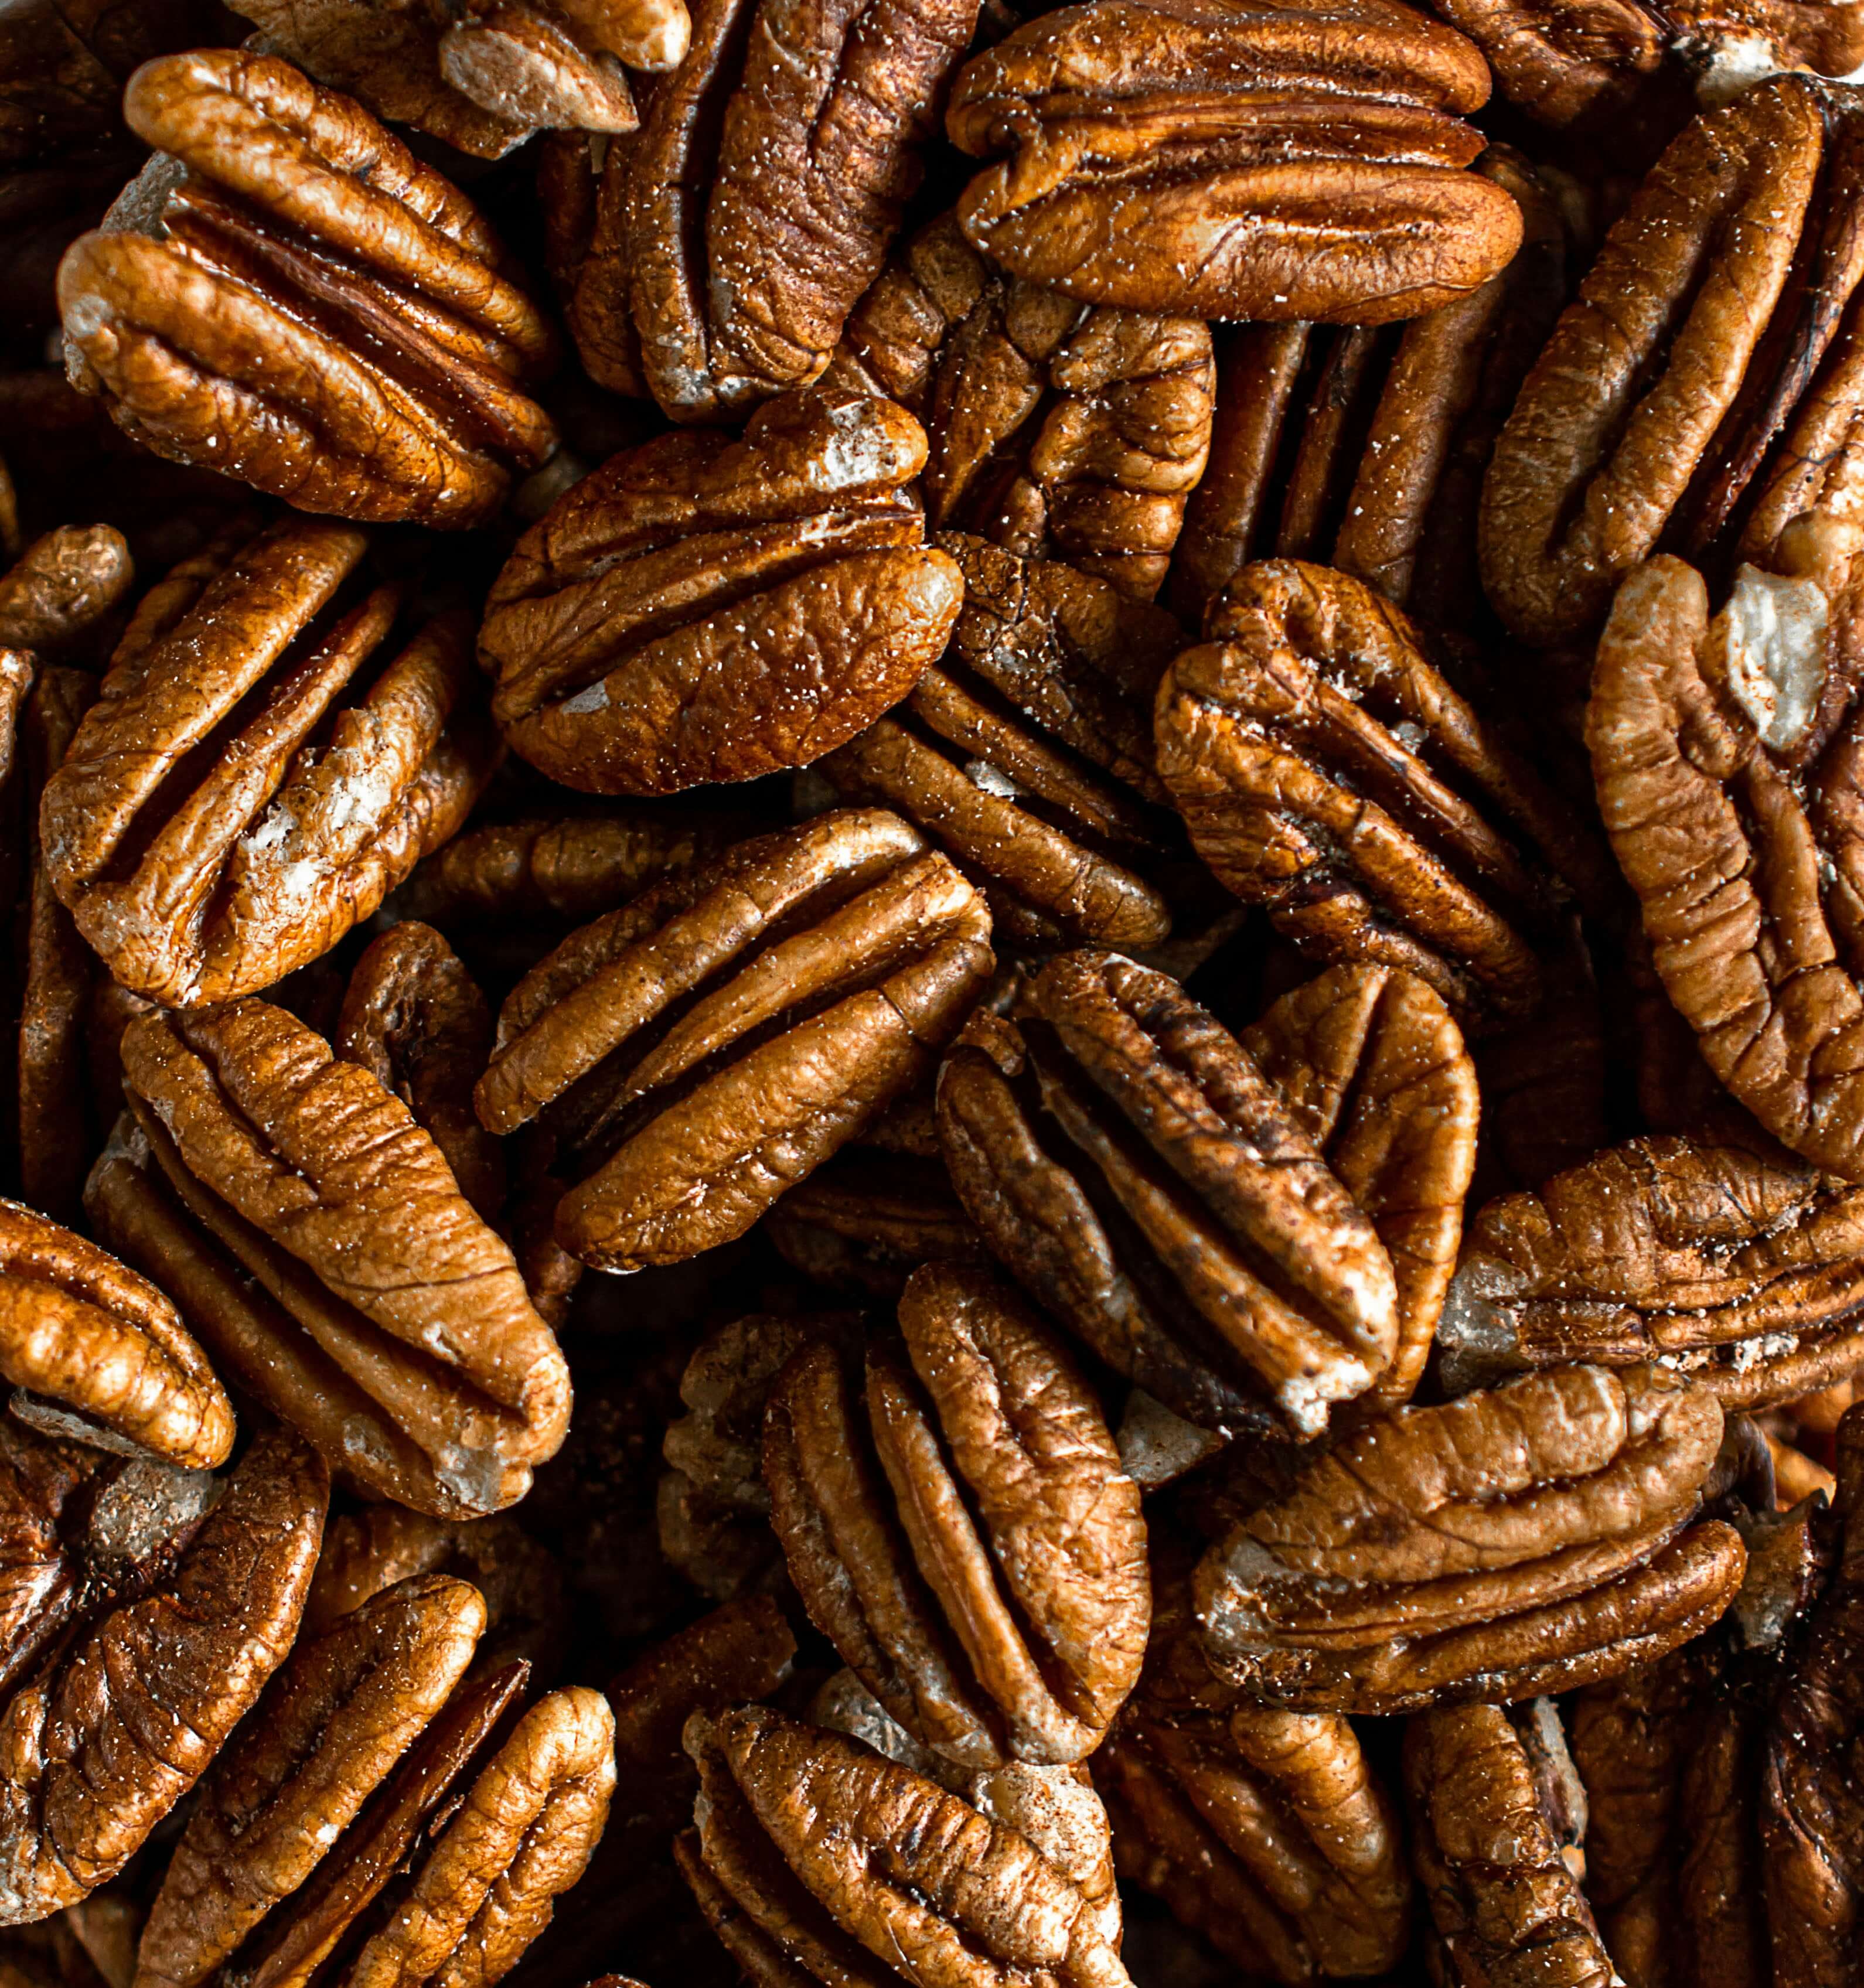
[9,0,1864,1979]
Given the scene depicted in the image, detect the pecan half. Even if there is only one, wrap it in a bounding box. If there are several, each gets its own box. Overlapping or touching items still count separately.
[1428,0,1664,126]
[90,1000,570,1518]
[481,389,962,796]
[764,1152,989,1299]
[944,0,1523,325]
[937,952,1478,1437]
[474,809,994,1270]
[0,524,131,660]
[58,50,558,528]
[41,518,499,1008]
[764,1263,1148,1768]
[1194,1364,1745,1712]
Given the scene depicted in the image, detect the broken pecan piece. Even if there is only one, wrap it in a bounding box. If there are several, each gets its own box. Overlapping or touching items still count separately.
[58,50,557,527]
[937,952,1477,1437]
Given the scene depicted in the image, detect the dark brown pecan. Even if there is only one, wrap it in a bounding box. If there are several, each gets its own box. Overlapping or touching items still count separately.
[1194,1363,1745,1713]
[40,518,499,1008]
[1482,75,1864,645]
[943,0,1523,325]
[0,525,131,660]
[481,389,962,796]
[87,999,570,1518]
[1099,1706,1410,1980]
[938,952,1478,1437]
[1155,559,1615,1027]
[57,50,558,528]
[473,809,994,1270]
[832,213,1214,604]
[764,1263,1148,1768]
[678,1703,1133,1988]
[1404,1699,1618,1986]
[0,1423,328,1922]
[1675,0,1864,97]
[764,1152,989,1299]
[1427,0,1664,127]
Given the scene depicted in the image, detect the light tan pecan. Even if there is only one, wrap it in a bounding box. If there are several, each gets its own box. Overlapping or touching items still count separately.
[938,952,1478,1437]
[473,809,994,1270]
[58,50,558,528]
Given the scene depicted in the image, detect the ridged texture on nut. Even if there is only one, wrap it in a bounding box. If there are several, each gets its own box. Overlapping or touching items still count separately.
[1428,0,1661,125]
[57,49,558,526]
[0,523,133,655]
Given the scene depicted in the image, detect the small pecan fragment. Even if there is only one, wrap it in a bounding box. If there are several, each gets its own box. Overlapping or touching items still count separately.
[475,809,994,1270]
[58,50,557,528]
[938,952,1477,1437]
[41,517,500,1008]
[764,1263,1148,1768]
[1100,1706,1410,1981]
[944,0,1522,325]
[1194,1364,1744,1712]
[482,390,962,796]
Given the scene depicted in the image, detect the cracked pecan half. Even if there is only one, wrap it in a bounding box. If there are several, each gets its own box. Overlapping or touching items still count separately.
[944,0,1522,325]
[1194,1363,1744,1713]
[938,952,1478,1437]
[57,49,557,528]
[88,999,570,1519]
[474,809,994,1271]
[764,1263,1148,1768]
[482,388,962,797]
[40,517,499,1008]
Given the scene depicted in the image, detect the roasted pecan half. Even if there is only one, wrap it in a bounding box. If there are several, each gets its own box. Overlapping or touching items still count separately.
[1156,559,1614,1027]
[481,389,962,796]
[1100,1706,1410,1980]
[938,952,1478,1437]
[833,213,1214,604]
[474,809,994,1270]
[58,50,557,527]
[764,1263,1148,1768]
[0,524,132,663]
[1427,0,1664,126]
[1194,1364,1745,1713]
[1677,0,1864,100]
[764,1151,989,1298]
[41,517,499,1008]
[944,0,1522,324]
[0,1423,328,1922]
[87,999,570,1518]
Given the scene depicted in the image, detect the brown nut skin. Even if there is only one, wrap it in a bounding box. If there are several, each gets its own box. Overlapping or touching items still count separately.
[108,1000,570,1519]
[475,809,995,1271]
[40,518,500,1008]
[481,389,963,797]
[57,50,558,530]
[764,1264,1149,1771]
[1427,0,1664,127]
[0,525,132,658]
[944,0,1523,326]
[937,953,1478,1438]
[0,1423,330,1924]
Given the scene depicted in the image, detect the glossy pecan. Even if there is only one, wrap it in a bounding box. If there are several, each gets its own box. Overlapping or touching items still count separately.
[0,1422,328,1922]
[58,50,557,528]
[1194,1364,1745,1712]
[1482,75,1864,645]
[764,1263,1148,1768]
[937,952,1478,1437]
[474,809,994,1270]
[0,524,131,661]
[1099,1705,1410,1981]
[40,517,499,1008]
[1155,559,1615,1027]
[481,389,962,796]
[833,213,1214,604]
[1676,0,1864,100]
[1427,0,1664,126]
[87,998,570,1518]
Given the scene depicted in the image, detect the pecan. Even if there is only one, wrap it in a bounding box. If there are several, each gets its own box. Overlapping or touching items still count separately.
[936,952,1478,1437]
[764,1263,1148,1768]
[1427,0,1664,127]
[1194,1364,1746,1712]
[832,213,1214,604]
[41,518,500,1008]
[1676,0,1864,101]
[88,999,570,1518]
[0,1423,328,1922]
[1481,76,1864,645]
[57,50,558,528]
[1154,560,1615,1027]
[481,390,962,797]
[943,0,1524,325]
[764,1152,989,1299]
[1099,1706,1410,1980]
[0,524,131,659]
[473,809,994,1270]
[678,1703,1133,1988]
